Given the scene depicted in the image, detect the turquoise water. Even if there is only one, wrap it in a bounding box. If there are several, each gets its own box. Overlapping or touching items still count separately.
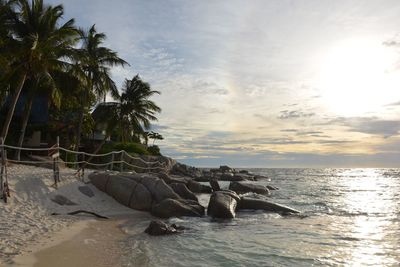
[120,169,400,266]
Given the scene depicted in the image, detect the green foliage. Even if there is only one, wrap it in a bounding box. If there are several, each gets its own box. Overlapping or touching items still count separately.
[147,145,161,156]
[100,142,149,155]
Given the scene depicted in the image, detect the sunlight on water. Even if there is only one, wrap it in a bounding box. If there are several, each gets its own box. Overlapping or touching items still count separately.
[122,168,400,267]
[337,169,399,266]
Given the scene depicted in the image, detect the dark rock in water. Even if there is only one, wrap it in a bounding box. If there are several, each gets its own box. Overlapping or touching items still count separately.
[78,186,94,197]
[239,170,249,174]
[229,182,270,196]
[144,220,185,236]
[51,195,77,206]
[238,197,300,214]
[266,185,279,190]
[187,180,212,193]
[170,183,198,201]
[218,173,250,181]
[151,198,205,218]
[209,179,221,192]
[219,165,234,173]
[207,191,240,219]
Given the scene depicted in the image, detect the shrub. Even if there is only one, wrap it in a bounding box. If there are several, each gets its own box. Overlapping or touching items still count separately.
[147,145,161,156]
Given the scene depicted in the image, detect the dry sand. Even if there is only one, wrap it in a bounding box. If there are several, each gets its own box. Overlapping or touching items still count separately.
[0,164,149,266]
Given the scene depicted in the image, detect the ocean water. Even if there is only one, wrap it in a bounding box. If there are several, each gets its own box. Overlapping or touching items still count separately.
[120,168,400,267]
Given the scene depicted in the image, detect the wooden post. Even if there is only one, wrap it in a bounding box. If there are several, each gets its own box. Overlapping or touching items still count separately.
[82,153,85,179]
[56,137,60,182]
[110,153,114,171]
[120,151,124,173]
[0,137,4,196]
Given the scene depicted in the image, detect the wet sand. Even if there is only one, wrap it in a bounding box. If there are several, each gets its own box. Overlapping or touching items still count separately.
[10,218,129,267]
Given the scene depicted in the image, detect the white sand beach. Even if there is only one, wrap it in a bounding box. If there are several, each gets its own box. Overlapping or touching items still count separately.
[0,164,149,266]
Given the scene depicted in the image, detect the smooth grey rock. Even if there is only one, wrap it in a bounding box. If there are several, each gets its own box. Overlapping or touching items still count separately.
[229,182,270,196]
[78,186,94,198]
[89,172,111,192]
[129,183,152,211]
[170,183,198,201]
[238,198,300,214]
[106,176,137,206]
[207,191,239,219]
[51,195,77,206]
[151,198,205,218]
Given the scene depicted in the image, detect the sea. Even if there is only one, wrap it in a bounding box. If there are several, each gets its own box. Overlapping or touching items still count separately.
[119,168,400,267]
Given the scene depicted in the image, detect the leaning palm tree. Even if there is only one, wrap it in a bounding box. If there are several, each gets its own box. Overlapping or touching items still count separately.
[0,0,80,142]
[74,24,128,152]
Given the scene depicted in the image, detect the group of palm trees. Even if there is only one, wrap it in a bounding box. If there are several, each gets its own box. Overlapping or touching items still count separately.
[0,0,162,158]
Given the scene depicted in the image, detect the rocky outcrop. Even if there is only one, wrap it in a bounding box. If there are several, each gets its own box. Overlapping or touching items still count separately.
[144,220,185,236]
[229,181,270,196]
[207,190,240,219]
[238,198,300,214]
[170,162,203,178]
[89,172,205,218]
[152,198,205,218]
[170,183,198,201]
[157,173,211,193]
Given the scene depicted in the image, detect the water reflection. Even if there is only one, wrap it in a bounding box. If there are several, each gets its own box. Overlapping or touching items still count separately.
[337,169,399,266]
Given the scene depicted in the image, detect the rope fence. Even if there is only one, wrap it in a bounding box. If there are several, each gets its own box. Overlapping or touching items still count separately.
[0,137,167,203]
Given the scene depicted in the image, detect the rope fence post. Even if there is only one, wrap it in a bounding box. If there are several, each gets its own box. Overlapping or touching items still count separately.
[56,136,60,183]
[110,153,114,171]
[82,152,85,179]
[120,151,124,172]
[0,137,4,198]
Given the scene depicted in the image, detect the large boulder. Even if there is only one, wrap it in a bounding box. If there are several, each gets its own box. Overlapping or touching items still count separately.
[105,175,138,206]
[238,198,300,214]
[144,220,185,236]
[229,181,270,196]
[170,183,198,201]
[128,183,153,211]
[207,191,240,219]
[90,172,111,192]
[219,165,234,172]
[151,198,205,218]
[187,180,212,193]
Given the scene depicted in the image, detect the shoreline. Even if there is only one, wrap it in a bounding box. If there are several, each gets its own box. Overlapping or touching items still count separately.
[9,217,131,267]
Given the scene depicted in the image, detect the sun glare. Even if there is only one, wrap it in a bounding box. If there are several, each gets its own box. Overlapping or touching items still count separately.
[318,39,400,116]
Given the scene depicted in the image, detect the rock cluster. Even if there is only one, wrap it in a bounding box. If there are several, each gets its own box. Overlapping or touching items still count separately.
[89,172,205,218]
[89,163,300,221]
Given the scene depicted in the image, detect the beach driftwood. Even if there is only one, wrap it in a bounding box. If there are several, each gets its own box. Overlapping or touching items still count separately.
[51,210,109,219]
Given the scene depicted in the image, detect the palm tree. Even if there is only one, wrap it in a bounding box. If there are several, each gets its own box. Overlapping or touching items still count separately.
[148,131,164,146]
[0,0,80,142]
[90,75,161,155]
[74,25,128,152]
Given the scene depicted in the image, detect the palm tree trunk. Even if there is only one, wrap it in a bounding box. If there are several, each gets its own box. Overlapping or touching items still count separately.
[75,105,84,151]
[15,94,34,160]
[1,72,27,141]
[77,133,109,172]
[75,88,88,152]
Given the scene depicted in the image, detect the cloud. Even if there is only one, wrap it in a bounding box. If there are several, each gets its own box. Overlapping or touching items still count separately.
[386,100,400,106]
[320,117,400,138]
[278,110,315,120]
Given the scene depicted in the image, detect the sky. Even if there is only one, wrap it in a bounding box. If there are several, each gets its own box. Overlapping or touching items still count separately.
[48,0,400,167]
